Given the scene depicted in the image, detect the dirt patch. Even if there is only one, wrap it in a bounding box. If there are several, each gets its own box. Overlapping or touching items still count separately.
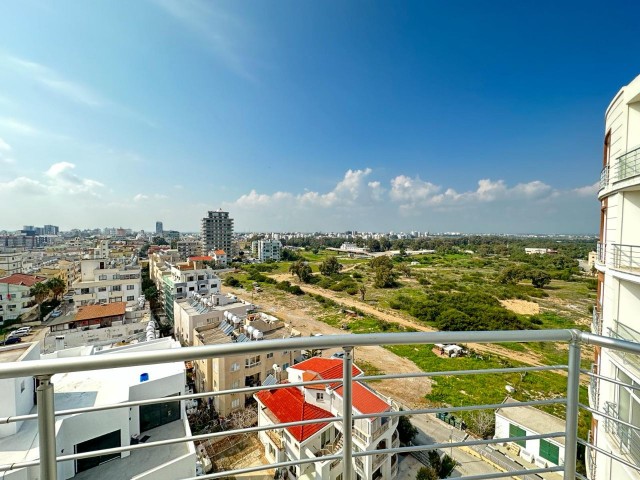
[499,299,540,315]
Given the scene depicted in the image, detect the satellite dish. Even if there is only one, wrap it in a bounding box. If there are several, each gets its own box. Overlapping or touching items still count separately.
[273,364,281,373]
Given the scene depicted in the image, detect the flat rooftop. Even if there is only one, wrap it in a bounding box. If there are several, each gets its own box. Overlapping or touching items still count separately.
[496,399,566,446]
[0,342,36,363]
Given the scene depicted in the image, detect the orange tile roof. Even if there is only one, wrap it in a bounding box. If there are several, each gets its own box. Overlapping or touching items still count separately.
[292,357,362,382]
[0,273,47,287]
[256,385,332,441]
[75,302,126,321]
[214,249,226,255]
[335,382,391,415]
[188,256,213,261]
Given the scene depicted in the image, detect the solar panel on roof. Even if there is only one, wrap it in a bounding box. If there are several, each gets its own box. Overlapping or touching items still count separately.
[222,324,234,335]
[236,333,247,342]
[263,374,277,386]
[219,321,229,330]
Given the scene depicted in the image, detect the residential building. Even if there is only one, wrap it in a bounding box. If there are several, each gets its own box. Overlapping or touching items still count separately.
[592,73,640,480]
[173,292,253,345]
[0,250,24,275]
[93,240,110,259]
[43,225,59,235]
[494,398,565,470]
[72,259,142,307]
[210,249,228,267]
[159,261,221,325]
[0,338,196,479]
[201,209,233,257]
[192,312,301,417]
[177,239,201,259]
[156,221,163,235]
[49,302,127,333]
[255,357,399,480]
[0,273,46,323]
[251,239,282,262]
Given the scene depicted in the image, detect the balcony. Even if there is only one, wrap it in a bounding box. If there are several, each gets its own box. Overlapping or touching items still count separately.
[611,243,640,272]
[0,330,639,480]
[613,146,640,183]
[604,401,640,466]
[596,242,606,265]
[589,364,599,409]
[608,320,640,371]
[591,307,602,335]
[600,165,609,191]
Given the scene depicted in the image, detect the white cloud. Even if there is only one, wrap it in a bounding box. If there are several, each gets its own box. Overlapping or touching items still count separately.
[0,137,11,151]
[572,182,599,197]
[134,194,149,202]
[390,175,440,202]
[0,176,48,195]
[0,157,15,165]
[0,117,41,136]
[44,161,104,194]
[3,55,104,107]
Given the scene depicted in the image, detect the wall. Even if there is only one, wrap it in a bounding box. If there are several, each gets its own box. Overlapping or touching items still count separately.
[42,321,149,353]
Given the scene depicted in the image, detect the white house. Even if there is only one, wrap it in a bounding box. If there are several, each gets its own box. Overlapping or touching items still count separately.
[0,338,196,480]
[72,259,142,307]
[494,398,565,472]
[255,357,399,480]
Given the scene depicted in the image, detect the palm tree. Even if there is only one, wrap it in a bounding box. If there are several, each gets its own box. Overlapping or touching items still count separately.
[30,282,51,320]
[45,277,65,301]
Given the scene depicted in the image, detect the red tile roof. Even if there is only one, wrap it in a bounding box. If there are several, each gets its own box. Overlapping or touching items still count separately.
[75,302,126,321]
[256,385,332,441]
[335,382,391,415]
[292,357,362,383]
[0,273,47,287]
[214,249,226,255]
[188,256,213,262]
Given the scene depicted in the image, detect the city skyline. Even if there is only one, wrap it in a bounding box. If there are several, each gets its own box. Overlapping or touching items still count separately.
[2,1,639,233]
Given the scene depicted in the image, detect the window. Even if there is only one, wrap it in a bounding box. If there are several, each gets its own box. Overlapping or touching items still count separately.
[539,439,559,464]
[112,285,121,292]
[245,355,261,368]
[231,399,240,408]
[231,362,240,372]
[282,362,289,370]
[232,380,240,389]
[267,352,274,359]
[509,423,526,447]
[98,287,107,292]
[616,368,640,457]
[98,274,107,281]
[316,392,324,401]
[127,296,134,301]
[126,284,134,290]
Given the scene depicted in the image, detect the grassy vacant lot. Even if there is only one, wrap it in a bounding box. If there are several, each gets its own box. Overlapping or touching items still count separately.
[226,244,595,438]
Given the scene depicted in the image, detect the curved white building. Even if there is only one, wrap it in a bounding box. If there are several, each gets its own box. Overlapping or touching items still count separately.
[592,74,640,480]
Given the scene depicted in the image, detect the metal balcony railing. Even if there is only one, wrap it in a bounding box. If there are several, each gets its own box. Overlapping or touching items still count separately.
[589,364,600,409]
[608,321,640,371]
[600,165,609,190]
[592,307,602,335]
[611,243,640,272]
[603,401,640,466]
[613,146,640,183]
[0,330,639,480]
[596,242,606,265]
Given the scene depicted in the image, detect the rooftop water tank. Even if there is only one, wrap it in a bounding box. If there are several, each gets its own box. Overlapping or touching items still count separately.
[247,326,255,336]
[253,330,264,340]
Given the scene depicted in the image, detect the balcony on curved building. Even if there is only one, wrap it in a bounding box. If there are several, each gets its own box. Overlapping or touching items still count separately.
[611,244,640,273]
[600,146,640,196]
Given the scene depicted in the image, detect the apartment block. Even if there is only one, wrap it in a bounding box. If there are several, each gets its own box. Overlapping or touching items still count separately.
[0,250,24,275]
[192,312,301,417]
[201,209,233,257]
[255,357,399,480]
[251,239,282,262]
[592,73,640,480]
[0,273,46,323]
[72,259,142,307]
[177,239,201,260]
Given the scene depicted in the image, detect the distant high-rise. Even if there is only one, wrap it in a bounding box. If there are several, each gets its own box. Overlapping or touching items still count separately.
[201,209,233,256]
[43,225,59,235]
[155,221,163,235]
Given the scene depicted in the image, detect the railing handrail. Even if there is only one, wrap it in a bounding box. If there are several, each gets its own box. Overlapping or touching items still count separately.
[0,329,577,379]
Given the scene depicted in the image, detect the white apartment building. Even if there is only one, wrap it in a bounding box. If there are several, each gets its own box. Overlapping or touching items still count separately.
[201,209,233,257]
[251,239,282,262]
[592,73,640,480]
[0,273,46,323]
[93,240,110,259]
[72,259,142,307]
[173,292,253,346]
[0,250,24,275]
[0,339,195,480]
[192,312,301,417]
[255,357,399,480]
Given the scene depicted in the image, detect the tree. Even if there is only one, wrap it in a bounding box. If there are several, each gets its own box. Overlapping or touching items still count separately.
[530,270,551,288]
[45,277,65,301]
[416,466,438,480]
[319,256,342,276]
[289,260,312,283]
[467,410,496,439]
[30,282,50,320]
[143,286,160,310]
[498,265,527,284]
[152,236,169,246]
[397,415,418,444]
[359,284,366,301]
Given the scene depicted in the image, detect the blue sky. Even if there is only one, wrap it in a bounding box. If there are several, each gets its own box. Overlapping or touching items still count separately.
[0,0,638,233]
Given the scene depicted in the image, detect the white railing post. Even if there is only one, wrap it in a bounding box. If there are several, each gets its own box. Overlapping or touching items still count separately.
[342,346,354,480]
[37,375,57,480]
[564,335,581,479]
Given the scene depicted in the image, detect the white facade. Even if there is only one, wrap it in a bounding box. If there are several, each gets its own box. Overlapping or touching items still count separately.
[72,259,142,307]
[592,73,640,480]
[0,251,24,275]
[251,240,282,262]
[0,338,196,480]
[255,359,399,480]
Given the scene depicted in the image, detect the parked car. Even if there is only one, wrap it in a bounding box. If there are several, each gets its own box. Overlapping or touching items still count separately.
[2,336,22,345]
[15,326,32,335]
[50,311,62,318]
[330,351,346,359]
[8,328,30,338]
